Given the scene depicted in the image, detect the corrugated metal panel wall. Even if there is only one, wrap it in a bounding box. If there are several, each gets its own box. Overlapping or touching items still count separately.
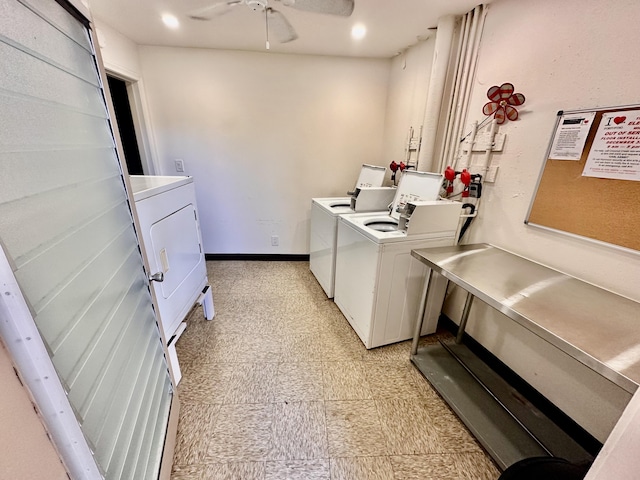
[0,0,172,478]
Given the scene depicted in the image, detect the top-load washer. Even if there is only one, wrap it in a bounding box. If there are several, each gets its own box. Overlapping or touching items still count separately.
[310,164,393,298]
[334,170,462,349]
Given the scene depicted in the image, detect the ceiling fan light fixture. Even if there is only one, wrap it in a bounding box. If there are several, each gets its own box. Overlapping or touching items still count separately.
[187,0,353,44]
[162,13,180,29]
[246,0,267,11]
[351,23,366,40]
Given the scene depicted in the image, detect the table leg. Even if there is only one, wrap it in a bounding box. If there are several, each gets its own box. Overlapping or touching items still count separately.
[411,268,433,355]
[456,291,475,344]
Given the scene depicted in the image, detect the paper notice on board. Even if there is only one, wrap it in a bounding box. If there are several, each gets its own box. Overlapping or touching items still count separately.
[583,109,640,181]
[549,112,596,160]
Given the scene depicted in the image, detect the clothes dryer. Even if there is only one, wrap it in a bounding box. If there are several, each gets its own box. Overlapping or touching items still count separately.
[334,171,461,349]
[130,175,214,383]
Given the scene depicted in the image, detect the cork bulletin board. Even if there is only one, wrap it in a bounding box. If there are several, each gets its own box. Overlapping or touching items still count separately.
[526,104,640,252]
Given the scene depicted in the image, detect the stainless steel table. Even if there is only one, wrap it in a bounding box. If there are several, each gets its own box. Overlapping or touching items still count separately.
[409,243,640,469]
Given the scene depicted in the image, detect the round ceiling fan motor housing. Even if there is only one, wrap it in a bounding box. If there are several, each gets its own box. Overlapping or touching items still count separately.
[246,0,267,11]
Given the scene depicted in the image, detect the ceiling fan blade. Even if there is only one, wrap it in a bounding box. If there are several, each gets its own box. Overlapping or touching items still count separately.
[280,0,354,17]
[267,8,298,43]
[188,0,243,21]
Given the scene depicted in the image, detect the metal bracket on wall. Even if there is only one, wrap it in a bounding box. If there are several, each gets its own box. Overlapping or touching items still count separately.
[405,126,423,169]
[471,131,506,152]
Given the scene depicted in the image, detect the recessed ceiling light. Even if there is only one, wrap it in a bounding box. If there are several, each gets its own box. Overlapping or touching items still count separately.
[351,23,366,40]
[162,13,179,29]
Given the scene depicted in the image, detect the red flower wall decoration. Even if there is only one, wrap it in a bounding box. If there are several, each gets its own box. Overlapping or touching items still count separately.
[482,83,525,124]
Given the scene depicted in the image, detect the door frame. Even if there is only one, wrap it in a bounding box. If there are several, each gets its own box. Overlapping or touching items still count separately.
[105,70,160,176]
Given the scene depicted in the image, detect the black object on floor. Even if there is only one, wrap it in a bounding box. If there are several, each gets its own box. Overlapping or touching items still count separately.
[498,457,591,480]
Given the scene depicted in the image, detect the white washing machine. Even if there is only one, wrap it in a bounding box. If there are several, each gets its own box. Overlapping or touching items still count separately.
[334,171,461,349]
[130,175,214,383]
[310,164,390,298]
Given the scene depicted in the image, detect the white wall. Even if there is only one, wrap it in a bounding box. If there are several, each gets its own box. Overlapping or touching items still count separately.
[443,0,640,442]
[585,388,640,480]
[138,47,390,254]
[382,38,436,170]
[94,20,142,79]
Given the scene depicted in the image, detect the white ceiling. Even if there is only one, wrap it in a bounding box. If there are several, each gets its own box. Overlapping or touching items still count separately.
[87,0,483,58]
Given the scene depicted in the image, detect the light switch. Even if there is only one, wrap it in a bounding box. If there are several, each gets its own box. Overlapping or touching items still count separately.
[175,159,185,172]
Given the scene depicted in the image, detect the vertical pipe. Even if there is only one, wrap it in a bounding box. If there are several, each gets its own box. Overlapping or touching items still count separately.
[447,5,489,174]
[454,5,488,173]
[416,15,457,173]
[419,4,488,175]
[442,11,472,173]
[451,6,481,172]
[438,14,467,173]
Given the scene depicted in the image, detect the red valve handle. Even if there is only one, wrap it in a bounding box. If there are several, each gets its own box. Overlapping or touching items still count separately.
[444,166,456,182]
[389,161,398,172]
[399,162,406,171]
[460,169,472,186]
[460,169,472,197]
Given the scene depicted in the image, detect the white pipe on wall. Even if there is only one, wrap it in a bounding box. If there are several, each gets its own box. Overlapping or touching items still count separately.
[417,15,457,173]
[457,6,484,149]
[443,12,471,172]
[439,14,467,172]
[451,6,486,172]
[436,5,488,174]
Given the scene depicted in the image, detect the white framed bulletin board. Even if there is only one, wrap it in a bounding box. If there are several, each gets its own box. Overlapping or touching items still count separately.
[526,104,640,251]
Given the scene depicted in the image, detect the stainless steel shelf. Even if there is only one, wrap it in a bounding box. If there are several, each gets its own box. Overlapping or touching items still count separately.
[412,341,593,470]
[411,243,640,393]
[408,243,639,471]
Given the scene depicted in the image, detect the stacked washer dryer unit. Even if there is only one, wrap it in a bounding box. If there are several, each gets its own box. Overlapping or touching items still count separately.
[334,170,462,349]
[130,175,214,384]
[310,164,393,298]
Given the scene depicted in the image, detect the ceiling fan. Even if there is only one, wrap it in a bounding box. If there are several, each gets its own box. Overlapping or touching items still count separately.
[188,0,355,49]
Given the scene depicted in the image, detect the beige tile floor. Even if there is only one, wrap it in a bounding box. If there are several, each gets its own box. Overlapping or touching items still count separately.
[171,261,500,480]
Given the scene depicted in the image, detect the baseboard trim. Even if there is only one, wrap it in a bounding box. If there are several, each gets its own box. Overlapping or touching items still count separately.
[205,254,310,262]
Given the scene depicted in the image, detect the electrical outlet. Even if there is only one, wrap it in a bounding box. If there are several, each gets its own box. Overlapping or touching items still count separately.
[175,159,185,173]
[271,235,279,246]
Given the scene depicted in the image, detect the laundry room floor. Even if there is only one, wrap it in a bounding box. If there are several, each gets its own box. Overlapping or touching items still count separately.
[171,261,500,480]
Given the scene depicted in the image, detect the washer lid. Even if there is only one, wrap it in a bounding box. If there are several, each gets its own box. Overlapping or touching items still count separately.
[355,164,386,188]
[390,170,443,220]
